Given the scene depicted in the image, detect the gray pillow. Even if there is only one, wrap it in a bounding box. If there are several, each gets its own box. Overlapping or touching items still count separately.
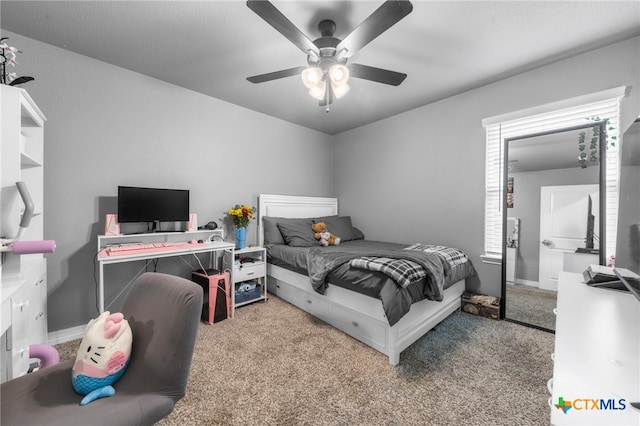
[352,226,365,240]
[263,215,364,245]
[262,216,313,245]
[276,220,317,247]
[262,217,286,245]
[314,216,360,241]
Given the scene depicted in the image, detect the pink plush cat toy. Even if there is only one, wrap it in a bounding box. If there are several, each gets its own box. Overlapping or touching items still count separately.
[71,311,132,405]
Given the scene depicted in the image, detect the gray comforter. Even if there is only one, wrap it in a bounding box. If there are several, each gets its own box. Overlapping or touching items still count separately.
[267,240,476,326]
[307,245,451,302]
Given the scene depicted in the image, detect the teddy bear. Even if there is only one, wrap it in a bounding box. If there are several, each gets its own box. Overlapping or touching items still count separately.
[311,222,340,246]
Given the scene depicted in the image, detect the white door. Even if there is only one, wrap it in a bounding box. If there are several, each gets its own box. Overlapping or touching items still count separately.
[539,184,599,291]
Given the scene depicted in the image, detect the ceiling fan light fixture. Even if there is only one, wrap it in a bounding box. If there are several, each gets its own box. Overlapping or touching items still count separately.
[247,0,414,107]
[332,82,350,99]
[329,64,349,85]
[301,67,323,89]
[335,48,349,62]
[308,81,327,100]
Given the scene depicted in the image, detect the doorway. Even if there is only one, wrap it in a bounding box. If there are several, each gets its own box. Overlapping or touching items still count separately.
[538,184,599,291]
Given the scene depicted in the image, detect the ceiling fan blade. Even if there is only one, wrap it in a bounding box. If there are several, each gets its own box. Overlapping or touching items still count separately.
[348,63,407,86]
[247,0,319,56]
[247,66,306,84]
[336,1,413,58]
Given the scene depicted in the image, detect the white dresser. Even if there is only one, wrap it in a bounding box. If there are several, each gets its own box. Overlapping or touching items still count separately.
[550,271,640,425]
[562,252,599,274]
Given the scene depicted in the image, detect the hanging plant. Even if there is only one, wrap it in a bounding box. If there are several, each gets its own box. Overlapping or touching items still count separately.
[0,36,34,86]
[577,117,616,169]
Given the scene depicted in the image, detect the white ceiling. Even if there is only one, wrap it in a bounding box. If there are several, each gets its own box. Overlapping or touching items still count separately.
[2,1,639,135]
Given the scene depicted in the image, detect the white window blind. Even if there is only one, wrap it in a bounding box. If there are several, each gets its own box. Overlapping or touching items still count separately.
[483,93,623,261]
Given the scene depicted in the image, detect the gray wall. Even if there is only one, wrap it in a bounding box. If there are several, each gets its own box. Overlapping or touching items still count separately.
[4,31,335,332]
[334,36,640,298]
[508,167,599,283]
[4,30,640,335]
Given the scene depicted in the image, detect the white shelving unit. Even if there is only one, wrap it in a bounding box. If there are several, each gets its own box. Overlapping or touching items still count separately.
[223,246,267,315]
[1,86,48,382]
[550,272,639,425]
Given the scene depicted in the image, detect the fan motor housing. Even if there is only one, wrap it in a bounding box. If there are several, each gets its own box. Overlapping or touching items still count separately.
[313,19,341,60]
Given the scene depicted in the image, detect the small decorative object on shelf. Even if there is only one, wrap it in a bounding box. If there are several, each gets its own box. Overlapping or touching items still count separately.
[226,204,255,249]
[0,36,34,86]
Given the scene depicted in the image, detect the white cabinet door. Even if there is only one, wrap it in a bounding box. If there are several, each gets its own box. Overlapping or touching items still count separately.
[9,261,47,378]
[10,283,32,378]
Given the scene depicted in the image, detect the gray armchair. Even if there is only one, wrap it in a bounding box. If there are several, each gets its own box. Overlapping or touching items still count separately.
[1,272,203,425]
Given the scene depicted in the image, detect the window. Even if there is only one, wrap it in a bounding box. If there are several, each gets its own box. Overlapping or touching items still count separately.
[482,87,625,263]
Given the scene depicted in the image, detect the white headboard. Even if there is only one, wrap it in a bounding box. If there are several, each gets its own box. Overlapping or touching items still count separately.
[258,194,338,246]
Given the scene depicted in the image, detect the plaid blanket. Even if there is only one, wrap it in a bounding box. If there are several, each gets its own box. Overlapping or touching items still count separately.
[404,243,469,267]
[307,243,450,325]
[308,246,446,298]
[305,241,474,326]
[349,256,425,289]
[348,244,468,290]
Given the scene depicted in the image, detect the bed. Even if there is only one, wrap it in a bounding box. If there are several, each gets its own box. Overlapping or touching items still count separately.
[258,194,476,365]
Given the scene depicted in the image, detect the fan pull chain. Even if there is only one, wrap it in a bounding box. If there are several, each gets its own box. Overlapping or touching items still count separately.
[325,82,331,113]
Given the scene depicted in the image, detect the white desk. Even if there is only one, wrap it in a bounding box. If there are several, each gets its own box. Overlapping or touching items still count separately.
[97,231,235,313]
[551,271,640,425]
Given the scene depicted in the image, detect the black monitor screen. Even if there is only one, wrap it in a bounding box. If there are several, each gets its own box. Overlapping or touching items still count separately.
[117,186,189,223]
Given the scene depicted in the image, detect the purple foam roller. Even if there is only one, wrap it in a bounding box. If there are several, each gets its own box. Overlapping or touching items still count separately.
[12,240,56,254]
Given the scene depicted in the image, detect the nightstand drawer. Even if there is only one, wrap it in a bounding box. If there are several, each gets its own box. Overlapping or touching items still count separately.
[235,263,266,282]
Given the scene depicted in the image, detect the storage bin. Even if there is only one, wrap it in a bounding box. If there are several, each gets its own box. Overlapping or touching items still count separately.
[235,283,262,304]
[461,291,500,319]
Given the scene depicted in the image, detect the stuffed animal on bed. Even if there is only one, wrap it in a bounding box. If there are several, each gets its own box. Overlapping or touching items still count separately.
[71,311,132,406]
[311,222,341,246]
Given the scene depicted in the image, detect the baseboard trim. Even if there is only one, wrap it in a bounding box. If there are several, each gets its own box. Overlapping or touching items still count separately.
[516,279,539,287]
[48,325,85,345]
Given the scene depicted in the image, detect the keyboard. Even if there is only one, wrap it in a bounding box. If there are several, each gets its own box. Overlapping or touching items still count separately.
[103,242,200,256]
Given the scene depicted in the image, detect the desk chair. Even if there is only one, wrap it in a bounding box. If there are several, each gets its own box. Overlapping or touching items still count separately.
[1,272,203,426]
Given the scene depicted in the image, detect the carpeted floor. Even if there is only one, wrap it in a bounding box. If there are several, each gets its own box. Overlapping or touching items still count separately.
[506,284,557,331]
[57,295,554,425]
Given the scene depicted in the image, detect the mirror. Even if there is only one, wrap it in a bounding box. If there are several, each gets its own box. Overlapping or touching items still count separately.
[501,122,606,332]
[615,119,640,274]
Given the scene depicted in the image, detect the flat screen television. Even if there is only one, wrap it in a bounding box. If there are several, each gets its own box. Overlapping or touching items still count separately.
[117,186,189,229]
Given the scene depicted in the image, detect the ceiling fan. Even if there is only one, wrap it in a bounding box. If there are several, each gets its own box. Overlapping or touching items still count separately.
[246,0,413,110]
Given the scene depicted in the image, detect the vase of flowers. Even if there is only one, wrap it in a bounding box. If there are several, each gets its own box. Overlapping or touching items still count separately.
[226,204,255,249]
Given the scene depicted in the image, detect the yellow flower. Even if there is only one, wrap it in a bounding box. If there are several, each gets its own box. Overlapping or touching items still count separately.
[226,204,255,228]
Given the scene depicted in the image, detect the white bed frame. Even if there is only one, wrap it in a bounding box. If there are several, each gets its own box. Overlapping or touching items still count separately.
[258,194,465,365]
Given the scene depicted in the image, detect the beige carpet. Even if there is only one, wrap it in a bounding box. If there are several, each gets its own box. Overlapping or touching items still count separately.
[506,285,557,331]
[58,295,554,425]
